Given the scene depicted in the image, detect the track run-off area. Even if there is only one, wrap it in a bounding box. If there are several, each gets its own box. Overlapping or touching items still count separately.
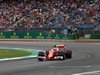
[0,39,100,75]
[0,48,40,61]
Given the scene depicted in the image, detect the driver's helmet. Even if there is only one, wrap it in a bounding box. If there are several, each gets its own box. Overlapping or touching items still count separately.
[53,44,58,48]
[54,45,57,47]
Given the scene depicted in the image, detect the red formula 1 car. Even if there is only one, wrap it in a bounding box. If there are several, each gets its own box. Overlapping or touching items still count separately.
[38,44,72,61]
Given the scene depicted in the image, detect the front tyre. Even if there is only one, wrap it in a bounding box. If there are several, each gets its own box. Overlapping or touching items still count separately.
[53,52,57,58]
[38,51,44,61]
[58,51,66,60]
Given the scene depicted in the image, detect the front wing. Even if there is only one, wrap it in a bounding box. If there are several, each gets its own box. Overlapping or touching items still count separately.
[38,56,63,60]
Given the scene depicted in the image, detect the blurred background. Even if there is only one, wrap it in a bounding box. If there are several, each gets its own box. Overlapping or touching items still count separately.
[0,0,99,37]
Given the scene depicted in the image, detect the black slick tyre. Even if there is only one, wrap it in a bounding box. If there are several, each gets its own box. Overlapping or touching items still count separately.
[66,50,72,58]
[38,51,44,61]
[53,52,57,58]
[58,51,65,60]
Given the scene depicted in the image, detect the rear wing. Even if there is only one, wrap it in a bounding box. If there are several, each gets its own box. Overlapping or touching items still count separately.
[56,45,65,48]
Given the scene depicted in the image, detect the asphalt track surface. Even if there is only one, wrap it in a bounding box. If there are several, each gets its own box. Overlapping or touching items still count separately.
[0,42,100,75]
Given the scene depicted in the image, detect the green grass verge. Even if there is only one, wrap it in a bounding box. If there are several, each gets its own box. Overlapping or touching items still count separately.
[0,49,32,59]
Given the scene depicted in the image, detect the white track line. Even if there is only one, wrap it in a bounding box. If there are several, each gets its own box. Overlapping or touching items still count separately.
[0,56,38,61]
[72,70,100,75]
[49,66,91,68]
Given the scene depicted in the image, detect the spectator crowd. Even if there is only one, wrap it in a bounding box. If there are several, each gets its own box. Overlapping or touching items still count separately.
[0,0,100,30]
[0,0,33,29]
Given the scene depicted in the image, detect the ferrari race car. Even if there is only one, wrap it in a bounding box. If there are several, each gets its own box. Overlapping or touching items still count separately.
[38,44,72,61]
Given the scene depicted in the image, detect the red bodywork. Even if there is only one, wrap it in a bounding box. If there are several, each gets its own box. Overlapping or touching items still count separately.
[43,45,66,60]
[38,44,72,61]
[46,48,60,59]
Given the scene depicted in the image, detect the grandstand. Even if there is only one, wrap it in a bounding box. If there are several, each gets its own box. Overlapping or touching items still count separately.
[0,0,100,36]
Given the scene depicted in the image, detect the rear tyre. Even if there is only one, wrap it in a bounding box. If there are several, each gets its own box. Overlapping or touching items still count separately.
[38,51,44,61]
[66,50,72,58]
[58,51,65,60]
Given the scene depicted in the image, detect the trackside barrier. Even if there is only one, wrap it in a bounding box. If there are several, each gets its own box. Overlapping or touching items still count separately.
[0,32,76,39]
[90,34,100,39]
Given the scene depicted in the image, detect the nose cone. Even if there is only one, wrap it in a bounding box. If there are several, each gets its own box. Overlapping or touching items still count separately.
[48,51,54,59]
